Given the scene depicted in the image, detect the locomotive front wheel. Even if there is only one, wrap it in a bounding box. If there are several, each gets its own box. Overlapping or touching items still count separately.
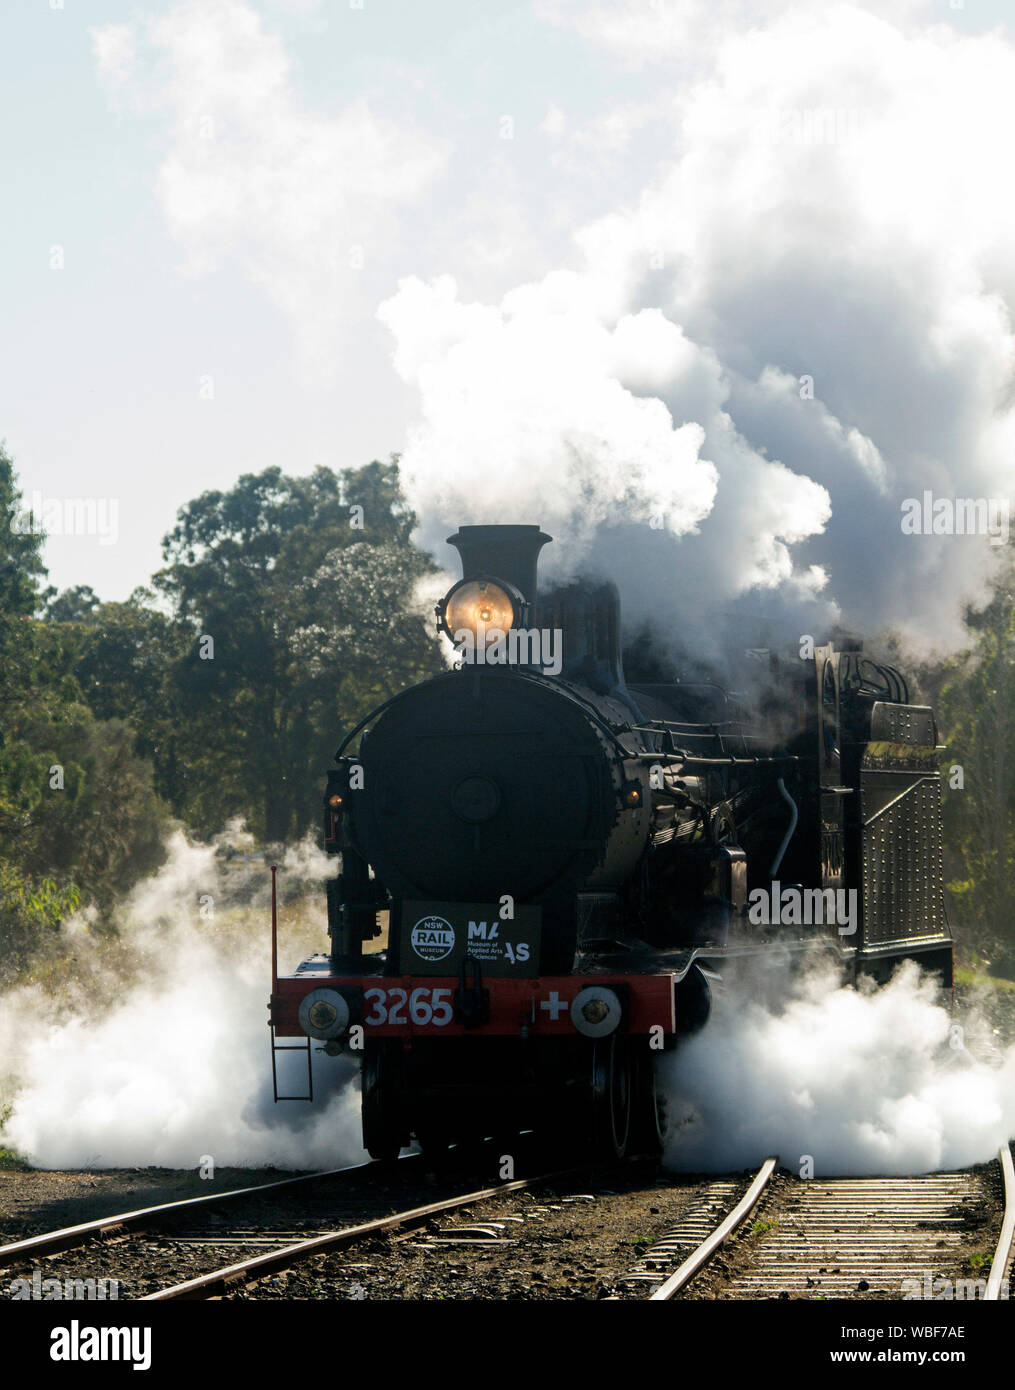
[590,1035,631,1160]
[630,1053,671,1155]
[361,1041,407,1162]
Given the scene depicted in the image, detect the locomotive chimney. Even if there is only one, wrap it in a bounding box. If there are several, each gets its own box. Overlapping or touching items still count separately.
[446,524,552,603]
[538,580,626,695]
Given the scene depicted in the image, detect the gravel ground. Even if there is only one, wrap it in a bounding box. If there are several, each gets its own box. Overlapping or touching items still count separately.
[227,1165,722,1301]
[0,1165,312,1245]
[1,1153,1009,1302]
[0,1160,489,1299]
[0,1159,724,1301]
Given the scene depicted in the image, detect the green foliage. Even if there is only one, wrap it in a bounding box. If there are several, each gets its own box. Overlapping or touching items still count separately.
[9,704,171,913]
[45,584,101,624]
[935,558,1015,973]
[0,441,46,611]
[69,590,191,812]
[0,446,176,978]
[2,454,440,962]
[0,443,87,974]
[0,1099,25,1167]
[0,446,439,982]
[0,440,47,717]
[0,863,80,926]
[953,967,1015,992]
[153,458,443,840]
[0,860,81,984]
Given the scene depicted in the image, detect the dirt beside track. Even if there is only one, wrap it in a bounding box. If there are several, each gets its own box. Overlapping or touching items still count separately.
[0,1166,314,1245]
[228,1167,721,1301]
[0,1161,723,1301]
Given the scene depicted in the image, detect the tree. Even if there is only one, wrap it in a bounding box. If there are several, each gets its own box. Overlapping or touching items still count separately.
[46,585,101,624]
[0,440,46,719]
[9,703,170,917]
[0,445,173,976]
[935,559,1015,974]
[69,590,191,814]
[155,459,443,841]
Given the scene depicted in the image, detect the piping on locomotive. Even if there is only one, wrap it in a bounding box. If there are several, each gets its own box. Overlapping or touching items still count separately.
[268,524,953,1159]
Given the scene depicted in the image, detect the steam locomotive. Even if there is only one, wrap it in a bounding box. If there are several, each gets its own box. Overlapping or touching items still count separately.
[268,525,953,1159]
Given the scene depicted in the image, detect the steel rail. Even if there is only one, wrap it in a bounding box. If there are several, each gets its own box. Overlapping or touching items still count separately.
[140,1167,576,1300]
[0,1158,390,1263]
[648,1157,778,1301]
[985,1143,1015,1302]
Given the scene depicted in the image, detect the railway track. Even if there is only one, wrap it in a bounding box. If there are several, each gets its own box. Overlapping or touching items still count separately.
[1,1152,691,1300]
[0,1158,388,1264]
[625,1145,1015,1302]
[142,1169,577,1299]
[4,1144,1011,1301]
[0,1143,580,1301]
[0,1151,509,1300]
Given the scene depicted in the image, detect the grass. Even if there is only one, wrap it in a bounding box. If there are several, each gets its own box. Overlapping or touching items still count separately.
[954,968,1015,994]
[750,1218,778,1237]
[967,1252,992,1271]
[0,1100,30,1169]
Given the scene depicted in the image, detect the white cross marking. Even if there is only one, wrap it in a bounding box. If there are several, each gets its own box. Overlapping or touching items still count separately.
[540,991,567,1020]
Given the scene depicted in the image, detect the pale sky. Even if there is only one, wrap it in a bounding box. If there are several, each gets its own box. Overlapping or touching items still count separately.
[2,0,1013,645]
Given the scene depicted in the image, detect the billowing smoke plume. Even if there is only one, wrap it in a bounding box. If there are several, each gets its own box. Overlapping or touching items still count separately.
[381,1,1015,656]
[661,959,1015,1175]
[0,831,364,1170]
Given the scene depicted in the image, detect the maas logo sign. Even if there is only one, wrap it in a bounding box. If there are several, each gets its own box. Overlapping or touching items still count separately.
[410,915,455,963]
[401,901,542,977]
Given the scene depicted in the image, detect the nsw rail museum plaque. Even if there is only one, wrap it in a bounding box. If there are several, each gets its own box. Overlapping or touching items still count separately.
[400,901,541,976]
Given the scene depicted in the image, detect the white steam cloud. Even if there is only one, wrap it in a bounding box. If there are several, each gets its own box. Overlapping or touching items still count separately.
[662,960,1015,1176]
[379,276,726,570]
[381,0,1015,653]
[0,832,364,1170]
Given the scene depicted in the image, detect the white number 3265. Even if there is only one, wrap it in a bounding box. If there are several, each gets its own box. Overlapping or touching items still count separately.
[363,986,454,1027]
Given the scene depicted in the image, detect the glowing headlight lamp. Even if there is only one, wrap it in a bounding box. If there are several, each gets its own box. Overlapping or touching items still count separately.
[436,575,525,641]
[298,987,351,1040]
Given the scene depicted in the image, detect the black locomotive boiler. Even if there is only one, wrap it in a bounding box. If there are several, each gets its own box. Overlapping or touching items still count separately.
[269,524,953,1158]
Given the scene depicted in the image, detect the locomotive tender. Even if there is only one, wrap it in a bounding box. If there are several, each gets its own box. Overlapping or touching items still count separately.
[268,524,953,1158]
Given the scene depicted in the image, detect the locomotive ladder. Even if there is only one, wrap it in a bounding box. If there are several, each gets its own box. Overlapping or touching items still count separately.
[270,862,313,1102]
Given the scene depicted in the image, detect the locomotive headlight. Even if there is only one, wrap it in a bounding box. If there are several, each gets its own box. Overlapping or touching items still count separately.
[439,578,518,639]
[570,986,622,1038]
[298,987,351,1040]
